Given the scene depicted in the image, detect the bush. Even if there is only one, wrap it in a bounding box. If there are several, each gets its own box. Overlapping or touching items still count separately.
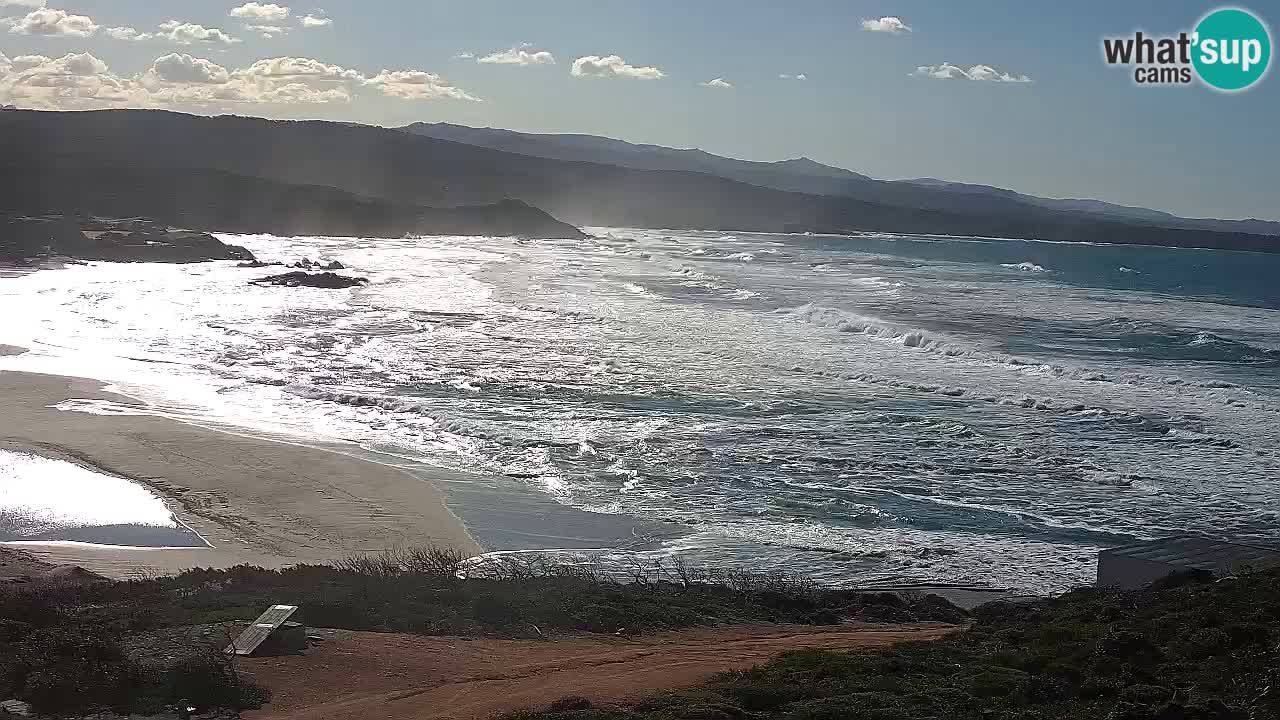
[503,567,1280,720]
[162,652,271,711]
[0,547,967,715]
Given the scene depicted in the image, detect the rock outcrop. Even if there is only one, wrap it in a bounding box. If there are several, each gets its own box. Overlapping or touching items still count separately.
[249,271,368,289]
[0,215,255,264]
[289,258,345,270]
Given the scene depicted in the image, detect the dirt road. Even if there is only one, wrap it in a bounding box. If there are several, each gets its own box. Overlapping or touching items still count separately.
[242,623,954,720]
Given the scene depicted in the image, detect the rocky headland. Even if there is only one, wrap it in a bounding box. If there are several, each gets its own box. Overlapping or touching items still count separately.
[1,215,255,265]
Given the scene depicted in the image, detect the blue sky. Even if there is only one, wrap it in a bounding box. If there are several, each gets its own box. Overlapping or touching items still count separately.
[1,0,1276,220]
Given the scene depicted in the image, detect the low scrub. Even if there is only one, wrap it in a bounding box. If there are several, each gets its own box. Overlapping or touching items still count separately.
[0,548,963,715]
[503,569,1280,720]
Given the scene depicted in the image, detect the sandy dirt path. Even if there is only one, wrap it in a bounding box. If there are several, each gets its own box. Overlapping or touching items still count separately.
[242,623,955,720]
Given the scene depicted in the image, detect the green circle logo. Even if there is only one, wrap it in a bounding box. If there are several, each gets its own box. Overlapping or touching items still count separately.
[1192,8,1271,91]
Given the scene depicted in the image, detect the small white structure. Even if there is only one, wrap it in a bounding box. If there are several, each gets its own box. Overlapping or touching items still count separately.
[1097,536,1280,590]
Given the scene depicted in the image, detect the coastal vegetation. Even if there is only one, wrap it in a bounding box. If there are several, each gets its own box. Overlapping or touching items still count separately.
[4,548,1277,718]
[0,548,961,716]
[506,569,1280,720]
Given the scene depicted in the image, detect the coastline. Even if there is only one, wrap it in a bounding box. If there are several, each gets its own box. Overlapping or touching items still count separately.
[0,367,480,578]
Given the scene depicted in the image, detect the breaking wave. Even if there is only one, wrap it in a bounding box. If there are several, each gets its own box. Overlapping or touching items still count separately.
[1001,261,1051,273]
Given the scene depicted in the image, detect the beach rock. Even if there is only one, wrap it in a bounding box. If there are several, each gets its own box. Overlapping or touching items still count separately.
[250,271,368,289]
[236,260,280,268]
[290,258,316,269]
[320,260,344,270]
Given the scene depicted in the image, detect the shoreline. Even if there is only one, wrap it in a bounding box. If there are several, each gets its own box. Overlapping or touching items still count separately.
[0,368,480,578]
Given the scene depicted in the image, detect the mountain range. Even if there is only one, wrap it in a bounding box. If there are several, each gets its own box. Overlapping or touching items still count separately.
[404,121,1280,238]
[0,109,1274,253]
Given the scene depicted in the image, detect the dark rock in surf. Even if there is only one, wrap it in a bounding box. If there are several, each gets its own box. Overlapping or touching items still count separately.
[250,271,368,289]
[321,260,344,270]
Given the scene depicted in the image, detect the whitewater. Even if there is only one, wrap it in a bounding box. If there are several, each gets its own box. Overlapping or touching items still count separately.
[2,228,1278,592]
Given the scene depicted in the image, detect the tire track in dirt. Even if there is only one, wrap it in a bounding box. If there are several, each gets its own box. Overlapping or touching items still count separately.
[242,623,955,720]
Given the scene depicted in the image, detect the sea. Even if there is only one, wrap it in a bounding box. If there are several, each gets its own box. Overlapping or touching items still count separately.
[2,228,1277,593]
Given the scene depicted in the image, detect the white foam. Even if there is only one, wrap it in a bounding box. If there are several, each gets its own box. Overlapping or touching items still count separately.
[1001,261,1051,273]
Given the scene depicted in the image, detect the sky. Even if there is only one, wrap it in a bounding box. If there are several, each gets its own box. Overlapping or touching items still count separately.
[1,0,1276,220]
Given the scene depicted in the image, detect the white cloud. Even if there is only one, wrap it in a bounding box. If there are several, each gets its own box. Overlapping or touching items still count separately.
[157,20,238,45]
[249,23,289,38]
[105,26,153,41]
[570,54,664,80]
[0,52,141,108]
[912,62,1031,83]
[862,16,911,34]
[240,55,362,82]
[699,77,733,89]
[145,53,231,85]
[1,50,481,110]
[300,13,331,28]
[366,69,482,101]
[477,44,555,66]
[229,2,290,23]
[0,0,46,7]
[5,7,98,37]
[9,54,50,71]
[454,52,474,59]
[779,73,807,80]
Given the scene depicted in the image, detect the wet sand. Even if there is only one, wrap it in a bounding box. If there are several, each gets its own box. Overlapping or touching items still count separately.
[0,369,479,578]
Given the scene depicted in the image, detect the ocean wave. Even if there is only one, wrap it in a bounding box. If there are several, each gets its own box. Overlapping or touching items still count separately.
[778,305,1275,404]
[778,304,968,355]
[1001,261,1051,273]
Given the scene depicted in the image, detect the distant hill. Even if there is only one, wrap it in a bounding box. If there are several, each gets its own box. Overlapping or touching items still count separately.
[1,109,1275,253]
[402,121,875,196]
[897,178,1280,237]
[0,162,583,240]
[405,122,1280,238]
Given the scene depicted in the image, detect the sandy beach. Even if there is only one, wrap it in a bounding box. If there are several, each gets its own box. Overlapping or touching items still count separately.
[0,367,479,578]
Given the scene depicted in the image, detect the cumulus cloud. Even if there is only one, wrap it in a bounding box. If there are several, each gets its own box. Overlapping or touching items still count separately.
[0,52,140,108]
[9,53,51,72]
[229,2,290,23]
[239,56,360,82]
[366,70,481,101]
[454,52,474,59]
[1,50,481,110]
[570,55,664,80]
[912,62,1031,83]
[862,16,911,34]
[156,20,238,45]
[477,44,555,66]
[779,73,807,80]
[5,7,98,37]
[300,13,331,28]
[105,26,152,41]
[145,53,231,85]
[699,77,732,89]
